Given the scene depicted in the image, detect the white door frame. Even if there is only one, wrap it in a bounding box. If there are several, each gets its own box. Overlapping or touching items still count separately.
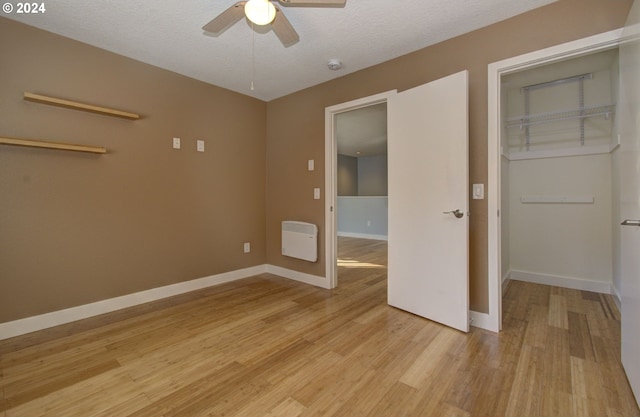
[487,29,624,332]
[324,90,397,288]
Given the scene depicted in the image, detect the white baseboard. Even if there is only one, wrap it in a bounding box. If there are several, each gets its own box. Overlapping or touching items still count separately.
[0,261,506,340]
[509,270,613,294]
[0,264,334,341]
[265,265,330,289]
[337,231,388,241]
[0,265,268,341]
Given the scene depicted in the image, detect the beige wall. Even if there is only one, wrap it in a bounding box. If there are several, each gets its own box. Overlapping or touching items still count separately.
[0,18,267,322]
[265,0,633,312]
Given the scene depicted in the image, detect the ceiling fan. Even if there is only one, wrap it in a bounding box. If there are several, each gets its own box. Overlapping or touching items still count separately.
[202,0,346,47]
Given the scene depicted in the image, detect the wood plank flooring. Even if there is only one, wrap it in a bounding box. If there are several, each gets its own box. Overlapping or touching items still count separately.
[1,237,638,416]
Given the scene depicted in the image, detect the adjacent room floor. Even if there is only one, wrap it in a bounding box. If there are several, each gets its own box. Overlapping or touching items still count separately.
[0,237,638,417]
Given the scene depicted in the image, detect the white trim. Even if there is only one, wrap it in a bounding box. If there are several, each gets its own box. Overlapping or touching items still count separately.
[488,28,624,334]
[0,265,268,341]
[337,231,388,241]
[265,265,330,289]
[509,270,613,294]
[504,144,614,160]
[470,311,494,331]
[325,90,397,289]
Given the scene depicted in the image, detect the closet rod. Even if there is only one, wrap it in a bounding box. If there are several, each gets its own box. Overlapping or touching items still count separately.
[521,73,592,92]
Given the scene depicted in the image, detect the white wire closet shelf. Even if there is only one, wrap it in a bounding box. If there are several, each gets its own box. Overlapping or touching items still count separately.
[506,103,616,129]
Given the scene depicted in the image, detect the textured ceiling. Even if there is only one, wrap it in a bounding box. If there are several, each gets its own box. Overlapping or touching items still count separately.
[4,0,556,101]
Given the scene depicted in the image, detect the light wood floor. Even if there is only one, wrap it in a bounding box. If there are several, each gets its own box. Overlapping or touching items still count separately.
[1,237,638,417]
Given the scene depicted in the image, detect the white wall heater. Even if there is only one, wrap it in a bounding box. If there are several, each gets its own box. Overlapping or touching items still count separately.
[282,221,318,262]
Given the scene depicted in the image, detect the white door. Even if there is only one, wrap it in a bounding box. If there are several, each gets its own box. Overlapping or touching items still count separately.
[620,0,640,402]
[387,70,469,332]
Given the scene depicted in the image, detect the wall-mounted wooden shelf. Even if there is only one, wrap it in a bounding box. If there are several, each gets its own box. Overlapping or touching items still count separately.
[24,92,140,120]
[0,137,107,154]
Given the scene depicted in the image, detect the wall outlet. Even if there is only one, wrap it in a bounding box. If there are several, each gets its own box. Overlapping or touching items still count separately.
[173,137,181,149]
[243,242,250,253]
[314,188,320,200]
[197,140,205,152]
[308,160,315,171]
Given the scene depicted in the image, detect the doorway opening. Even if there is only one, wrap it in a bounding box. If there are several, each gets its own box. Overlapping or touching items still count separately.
[335,103,388,284]
[324,91,395,288]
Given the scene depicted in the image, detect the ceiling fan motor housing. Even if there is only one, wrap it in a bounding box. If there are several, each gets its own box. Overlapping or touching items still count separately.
[203,0,346,48]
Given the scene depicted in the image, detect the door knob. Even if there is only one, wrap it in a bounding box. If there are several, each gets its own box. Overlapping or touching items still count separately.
[621,219,640,226]
[443,209,464,219]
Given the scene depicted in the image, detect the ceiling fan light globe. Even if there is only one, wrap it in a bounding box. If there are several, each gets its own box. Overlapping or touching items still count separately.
[245,0,276,26]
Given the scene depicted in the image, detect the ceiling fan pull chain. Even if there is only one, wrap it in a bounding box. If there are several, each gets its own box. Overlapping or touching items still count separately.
[251,22,255,91]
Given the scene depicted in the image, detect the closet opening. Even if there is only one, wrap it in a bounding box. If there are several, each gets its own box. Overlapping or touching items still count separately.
[499,47,622,303]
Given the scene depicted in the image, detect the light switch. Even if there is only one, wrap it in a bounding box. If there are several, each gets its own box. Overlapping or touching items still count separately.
[308,160,315,171]
[473,184,484,200]
[197,140,205,152]
[173,137,181,149]
[314,188,321,200]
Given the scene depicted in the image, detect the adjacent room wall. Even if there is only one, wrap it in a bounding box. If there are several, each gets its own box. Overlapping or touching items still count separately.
[0,18,267,323]
[357,155,388,196]
[337,154,388,239]
[337,197,388,240]
[337,154,357,196]
[265,0,633,312]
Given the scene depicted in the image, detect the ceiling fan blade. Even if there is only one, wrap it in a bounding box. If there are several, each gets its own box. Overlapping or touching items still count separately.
[278,0,346,5]
[202,1,247,34]
[272,5,300,47]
